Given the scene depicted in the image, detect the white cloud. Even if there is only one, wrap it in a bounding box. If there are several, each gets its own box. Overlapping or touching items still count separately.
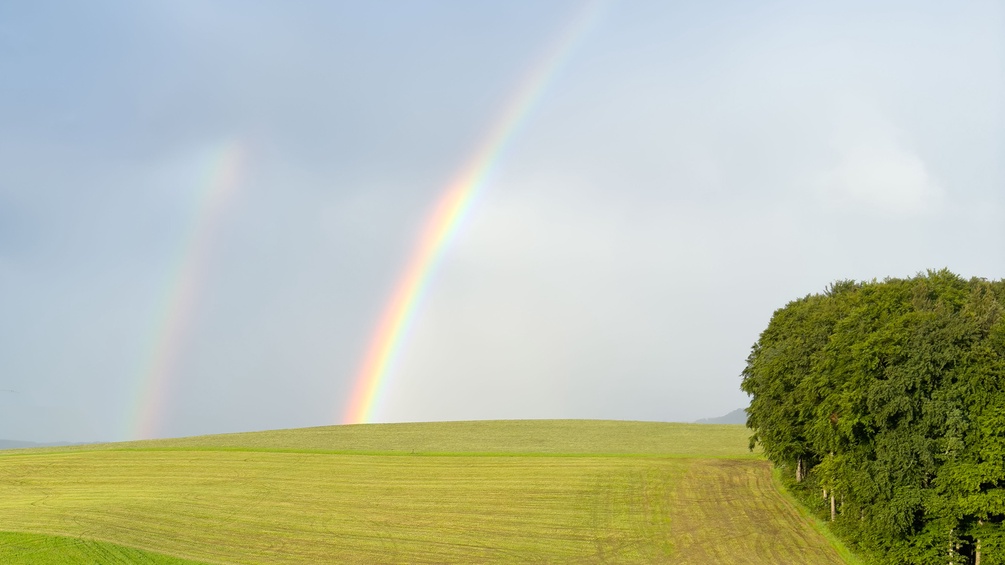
[814,103,944,216]
[816,144,942,215]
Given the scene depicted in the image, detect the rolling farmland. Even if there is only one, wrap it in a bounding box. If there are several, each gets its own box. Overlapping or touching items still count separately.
[0,421,858,564]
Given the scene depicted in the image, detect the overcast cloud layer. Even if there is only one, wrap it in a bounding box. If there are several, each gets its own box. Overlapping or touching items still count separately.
[1,1,1002,441]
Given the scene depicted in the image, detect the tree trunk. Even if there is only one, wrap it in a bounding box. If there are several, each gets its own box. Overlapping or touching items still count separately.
[948,528,954,565]
[976,520,982,565]
[796,457,803,482]
[830,492,836,521]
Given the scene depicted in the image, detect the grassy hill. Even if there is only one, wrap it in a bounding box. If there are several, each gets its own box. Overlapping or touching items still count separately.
[0,420,858,564]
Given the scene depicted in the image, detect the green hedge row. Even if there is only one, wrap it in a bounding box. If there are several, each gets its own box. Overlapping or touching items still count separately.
[743,270,1005,565]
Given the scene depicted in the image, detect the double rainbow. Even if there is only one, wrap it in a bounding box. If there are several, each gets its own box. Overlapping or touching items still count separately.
[342,3,602,425]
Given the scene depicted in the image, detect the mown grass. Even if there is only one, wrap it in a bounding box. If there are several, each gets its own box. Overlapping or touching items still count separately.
[769,467,868,565]
[0,420,853,564]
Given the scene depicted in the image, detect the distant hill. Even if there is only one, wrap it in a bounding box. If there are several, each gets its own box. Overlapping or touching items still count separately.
[0,439,79,450]
[695,408,747,425]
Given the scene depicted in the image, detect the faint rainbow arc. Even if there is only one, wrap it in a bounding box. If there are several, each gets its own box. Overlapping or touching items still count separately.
[128,141,244,440]
[342,3,603,425]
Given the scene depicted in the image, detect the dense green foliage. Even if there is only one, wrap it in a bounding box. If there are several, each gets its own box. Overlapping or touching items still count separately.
[743,270,1005,564]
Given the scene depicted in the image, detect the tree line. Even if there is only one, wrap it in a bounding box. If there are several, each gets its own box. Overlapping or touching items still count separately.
[742,270,1005,565]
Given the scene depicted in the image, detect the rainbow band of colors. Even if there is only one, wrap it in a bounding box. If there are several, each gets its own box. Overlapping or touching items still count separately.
[129,141,244,440]
[341,2,603,425]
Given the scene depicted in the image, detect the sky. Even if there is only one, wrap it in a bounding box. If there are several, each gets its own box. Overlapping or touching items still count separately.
[0,1,1002,442]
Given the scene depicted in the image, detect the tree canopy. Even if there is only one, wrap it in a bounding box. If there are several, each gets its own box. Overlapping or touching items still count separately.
[743,270,1005,565]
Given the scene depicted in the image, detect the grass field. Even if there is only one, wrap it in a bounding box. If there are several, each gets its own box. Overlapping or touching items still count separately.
[0,532,202,564]
[0,420,855,564]
[15,420,758,457]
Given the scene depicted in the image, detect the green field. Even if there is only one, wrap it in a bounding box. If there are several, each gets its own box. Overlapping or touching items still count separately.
[0,532,203,564]
[0,420,856,564]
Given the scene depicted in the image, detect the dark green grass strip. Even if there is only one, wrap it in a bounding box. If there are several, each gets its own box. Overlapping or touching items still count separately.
[0,531,210,564]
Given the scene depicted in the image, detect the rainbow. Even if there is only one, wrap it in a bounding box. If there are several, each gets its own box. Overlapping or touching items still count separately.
[128,140,244,440]
[342,3,603,425]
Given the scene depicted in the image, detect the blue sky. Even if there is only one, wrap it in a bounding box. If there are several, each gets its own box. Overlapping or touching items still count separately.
[1,1,1002,441]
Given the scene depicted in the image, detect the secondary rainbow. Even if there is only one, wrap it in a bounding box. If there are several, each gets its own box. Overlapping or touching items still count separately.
[342,3,603,425]
[128,140,244,440]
